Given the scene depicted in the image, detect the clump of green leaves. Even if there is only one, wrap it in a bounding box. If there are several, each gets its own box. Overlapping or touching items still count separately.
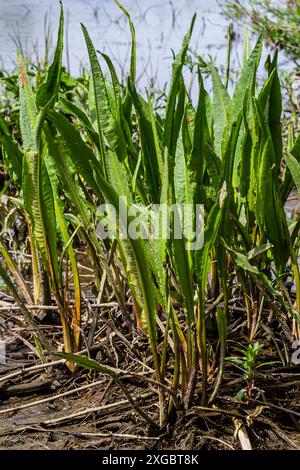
[1,1,300,428]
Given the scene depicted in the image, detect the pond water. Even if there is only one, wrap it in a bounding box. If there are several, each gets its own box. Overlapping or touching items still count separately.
[0,0,244,89]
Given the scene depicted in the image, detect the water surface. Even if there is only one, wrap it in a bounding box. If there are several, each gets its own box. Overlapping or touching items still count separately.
[0,0,239,88]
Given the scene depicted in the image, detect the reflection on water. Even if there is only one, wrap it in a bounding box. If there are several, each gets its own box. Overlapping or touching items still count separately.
[0,0,240,87]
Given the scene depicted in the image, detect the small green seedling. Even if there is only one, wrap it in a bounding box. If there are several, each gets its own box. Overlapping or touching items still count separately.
[227,342,279,400]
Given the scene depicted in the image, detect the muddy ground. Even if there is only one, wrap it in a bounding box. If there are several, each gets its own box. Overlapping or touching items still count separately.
[0,308,299,451]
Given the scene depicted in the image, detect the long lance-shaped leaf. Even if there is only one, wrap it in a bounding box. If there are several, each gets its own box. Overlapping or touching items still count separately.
[100,52,122,112]
[163,14,196,156]
[195,194,226,404]
[151,149,169,307]
[233,84,251,195]
[147,94,164,180]
[242,25,251,66]
[170,77,187,161]
[128,79,160,202]
[138,150,169,312]
[249,96,271,216]
[173,131,194,325]
[91,162,161,382]
[59,97,100,150]
[104,148,152,330]
[56,204,81,352]
[248,108,261,212]
[18,52,37,150]
[18,0,64,280]
[265,179,288,271]
[47,110,100,195]
[253,95,288,269]
[204,143,222,192]
[224,33,263,146]
[223,37,262,186]
[44,122,105,283]
[222,113,243,193]
[29,0,67,287]
[81,24,127,167]
[114,1,136,119]
[240,69,276,201]
[19,50,74,359]
[190,70,209,190]
[255,130,288,270]
[210,64,231,159]
[195,114,241,403]
[105,152,154,327]
[45,149,82,352]
[18,53,59,284]
[256,136,272,236]
[239,129,252,199]
[44,125,92,230]
[114,1,136,84]
[36,0,64,109]
[266,51,282,169]
[46,118,126,303]
[22,150,59,290]
[257,67,276,112]
[286,154,300,196]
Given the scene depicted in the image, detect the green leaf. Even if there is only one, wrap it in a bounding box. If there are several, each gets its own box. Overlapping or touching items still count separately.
[1,135,23,186]
[256,136,273,234]
[47,110,99,195]
[227,33,263,130]
[36,1,64,109]
[247,243,273,260]
[91,162,161,380]
[286,153,300,197]
[22,150,59,282]
[173,131,195,324]
[18,52,37,150]
[45,153,81,350]
[266,51,282,168]
[190,71,209,192]
[210,64,231,158]
[59,97,100,150]
[163,14,196,156]
[81,23,127,167]
[128,79,160,201]
[114,1,136,84]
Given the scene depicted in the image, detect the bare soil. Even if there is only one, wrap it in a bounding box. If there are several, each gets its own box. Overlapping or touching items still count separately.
[0,310,299,451]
